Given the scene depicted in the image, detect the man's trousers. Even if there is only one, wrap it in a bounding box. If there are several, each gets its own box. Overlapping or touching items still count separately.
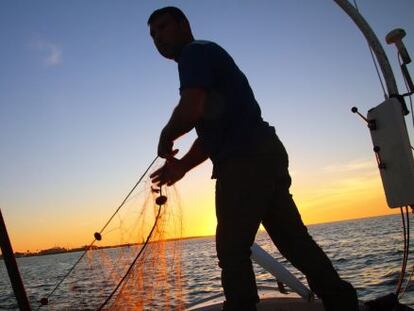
[214,136,359,311]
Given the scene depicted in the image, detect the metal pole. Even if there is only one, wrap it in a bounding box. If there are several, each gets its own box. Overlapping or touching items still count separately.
[0,209,31,310]
[334,0,399,97]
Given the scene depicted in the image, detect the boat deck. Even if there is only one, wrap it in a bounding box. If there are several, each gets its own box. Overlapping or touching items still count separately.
[188,290,324,311]
[190,297,324,311]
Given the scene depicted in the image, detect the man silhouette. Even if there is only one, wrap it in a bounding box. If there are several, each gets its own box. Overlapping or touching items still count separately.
[148,6,359,311]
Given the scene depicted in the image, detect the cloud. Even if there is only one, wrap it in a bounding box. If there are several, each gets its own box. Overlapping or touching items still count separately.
[31,38,63,66]
[298,172,383,211]
[44,44,62,66]
[323,158,376,173]
[295,157,383,210]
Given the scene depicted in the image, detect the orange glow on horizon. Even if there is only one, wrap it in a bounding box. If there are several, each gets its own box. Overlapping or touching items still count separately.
[294,168,399,225]
[3,163,401,254]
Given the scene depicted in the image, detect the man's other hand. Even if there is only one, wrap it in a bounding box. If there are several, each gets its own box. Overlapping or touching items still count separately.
[157,131,179,159]
[150,158,186,186]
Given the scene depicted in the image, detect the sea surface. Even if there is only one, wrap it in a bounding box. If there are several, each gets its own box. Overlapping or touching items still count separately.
[1,214,413,310]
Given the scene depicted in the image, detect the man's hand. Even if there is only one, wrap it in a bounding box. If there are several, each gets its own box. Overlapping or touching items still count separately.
[157,130,179,159]
[150,158,186,187]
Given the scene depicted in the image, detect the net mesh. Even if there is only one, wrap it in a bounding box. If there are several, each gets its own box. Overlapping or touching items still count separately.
[37,159,184,310]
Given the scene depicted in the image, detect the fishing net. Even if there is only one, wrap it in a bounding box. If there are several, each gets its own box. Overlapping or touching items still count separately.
[36,158,184,310]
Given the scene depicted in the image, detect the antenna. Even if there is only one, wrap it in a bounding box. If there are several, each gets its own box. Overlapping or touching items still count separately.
[386,28,411,65]
[386,28,414,95]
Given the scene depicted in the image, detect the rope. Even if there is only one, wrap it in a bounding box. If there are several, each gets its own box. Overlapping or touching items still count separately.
[97,156,159,235]
[37,156,159,309]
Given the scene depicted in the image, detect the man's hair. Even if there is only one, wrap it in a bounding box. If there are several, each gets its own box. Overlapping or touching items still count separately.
[147,6,189,26]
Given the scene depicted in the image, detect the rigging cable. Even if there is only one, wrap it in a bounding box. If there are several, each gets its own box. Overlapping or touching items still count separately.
[396,206,410,296]
[352,0,388,99]
[36,156,159,310]
[399,206,414,299]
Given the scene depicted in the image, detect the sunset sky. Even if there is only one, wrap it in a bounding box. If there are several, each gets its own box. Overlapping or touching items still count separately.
[1,0,414,252]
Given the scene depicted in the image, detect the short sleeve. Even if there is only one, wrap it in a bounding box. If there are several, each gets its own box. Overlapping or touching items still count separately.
[178,43,213,91]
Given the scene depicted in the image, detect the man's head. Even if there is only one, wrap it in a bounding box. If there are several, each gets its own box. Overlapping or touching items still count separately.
[148,7,194,60]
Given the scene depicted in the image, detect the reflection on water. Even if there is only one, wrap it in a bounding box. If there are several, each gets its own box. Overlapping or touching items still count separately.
[1,214,413,309]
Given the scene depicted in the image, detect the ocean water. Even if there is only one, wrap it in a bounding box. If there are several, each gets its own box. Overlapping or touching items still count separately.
[1,214,413,309]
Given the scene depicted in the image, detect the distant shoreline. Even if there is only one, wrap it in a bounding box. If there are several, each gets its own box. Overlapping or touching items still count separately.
[0,234,215,260]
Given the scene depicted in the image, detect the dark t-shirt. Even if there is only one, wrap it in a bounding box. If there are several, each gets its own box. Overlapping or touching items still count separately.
[178,40,274,167]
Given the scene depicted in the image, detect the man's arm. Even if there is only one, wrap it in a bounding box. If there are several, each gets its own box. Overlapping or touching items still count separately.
[180,137,209,172]
[158,88,206,158]
[150,137,208,186]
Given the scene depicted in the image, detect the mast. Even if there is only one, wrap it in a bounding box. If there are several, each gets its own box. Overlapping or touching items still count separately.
[333,0,399,97]
[0,209,32,310]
